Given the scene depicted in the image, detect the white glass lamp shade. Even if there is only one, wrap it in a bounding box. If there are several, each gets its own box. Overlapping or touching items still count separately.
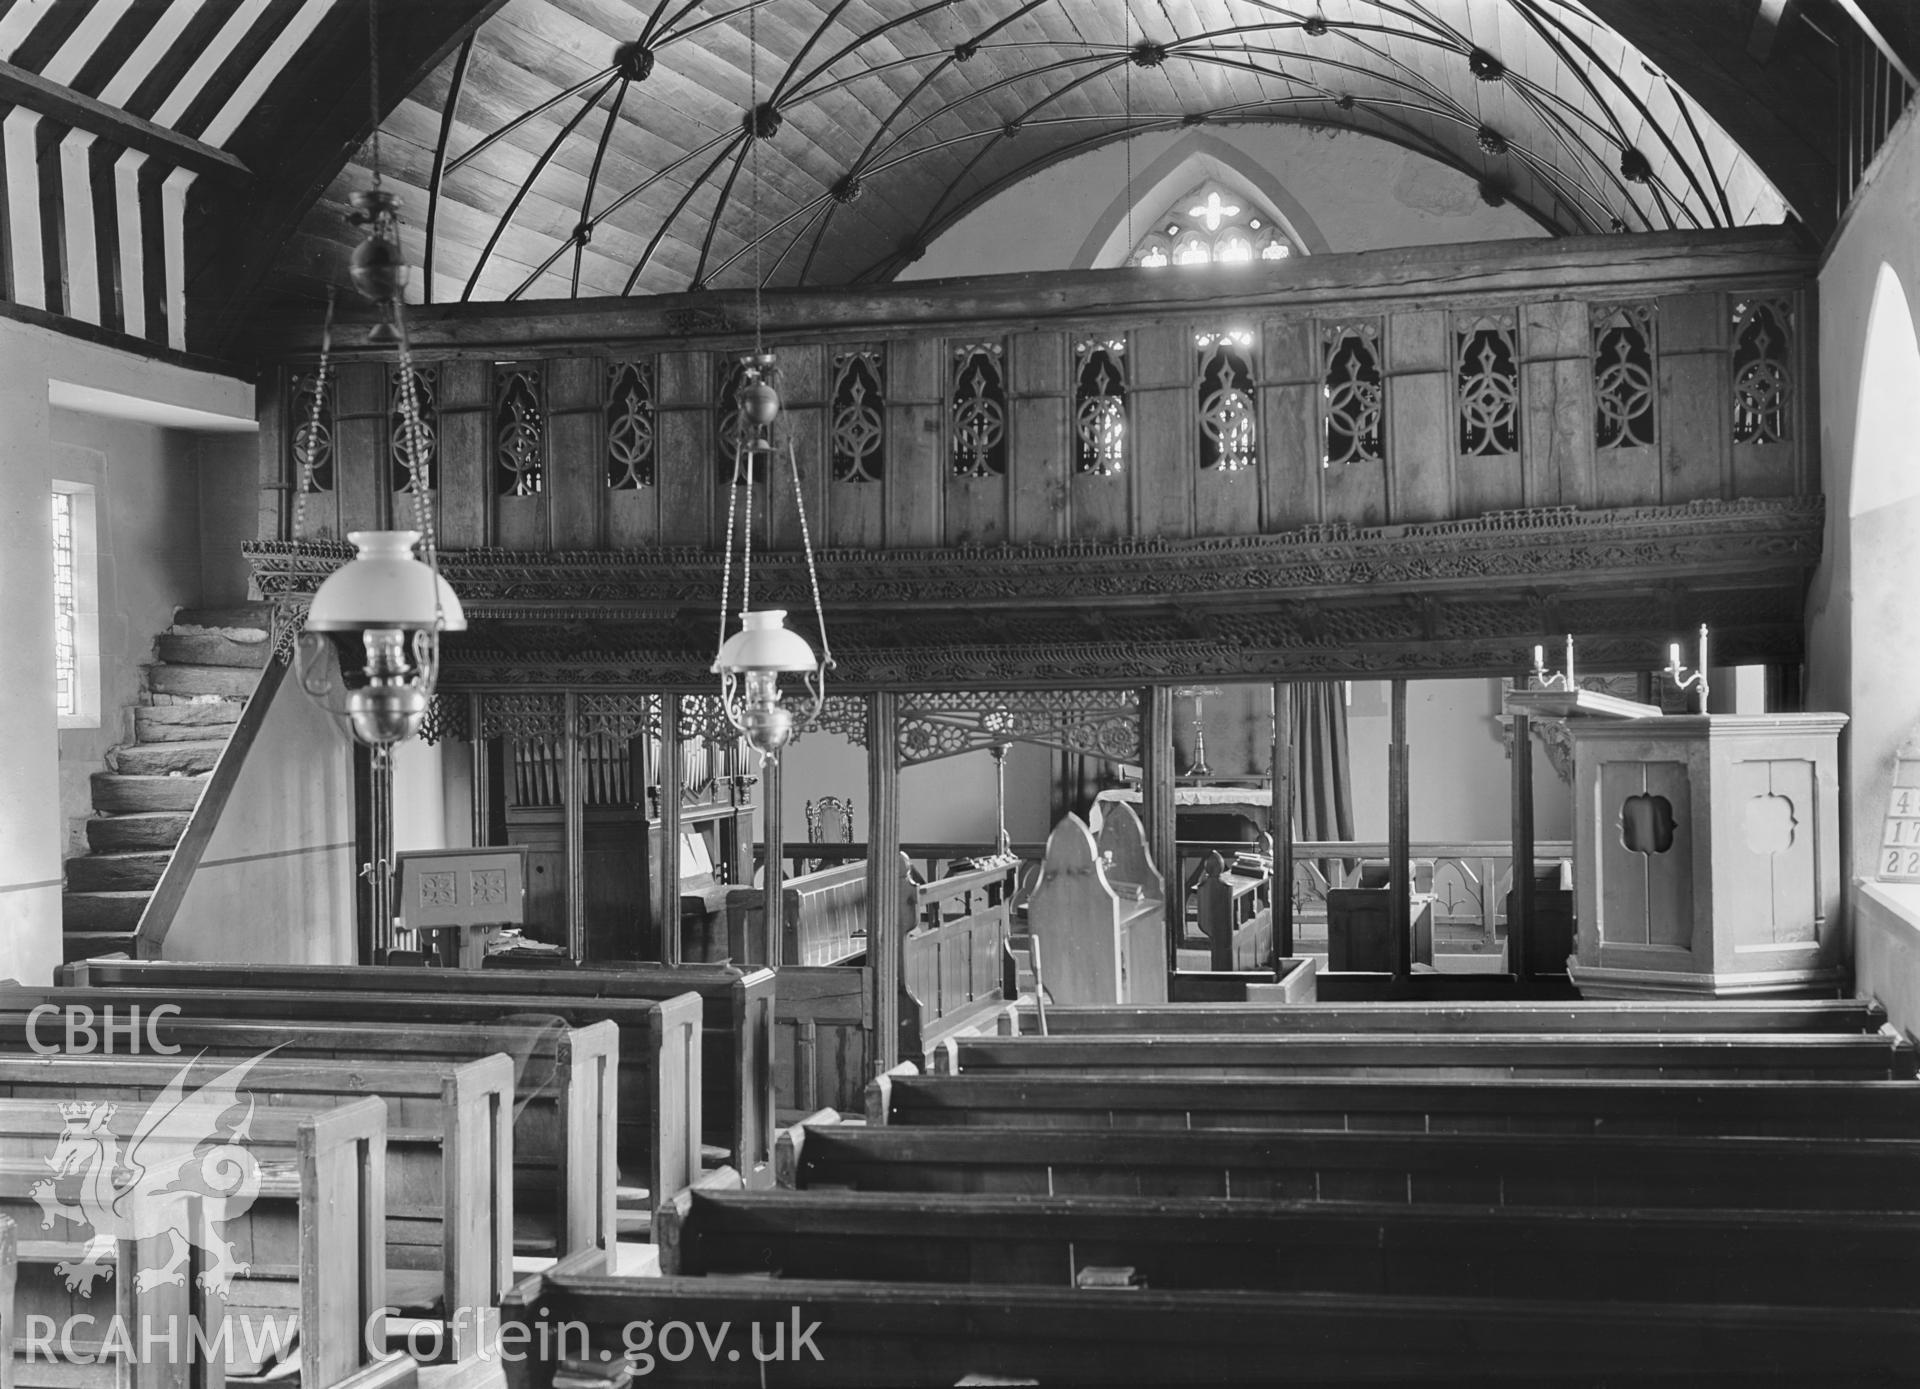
[307,530,466,632]
[712,609,815,674]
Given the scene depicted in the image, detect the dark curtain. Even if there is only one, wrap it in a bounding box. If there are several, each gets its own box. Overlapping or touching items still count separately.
[1291,682,1354,880]
[1052,750,1107,826]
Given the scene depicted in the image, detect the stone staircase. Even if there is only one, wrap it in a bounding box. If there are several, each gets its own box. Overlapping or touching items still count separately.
[61,603,275,961]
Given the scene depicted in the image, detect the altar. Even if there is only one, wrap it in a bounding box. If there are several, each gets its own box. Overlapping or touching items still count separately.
[1094,785,1275,835]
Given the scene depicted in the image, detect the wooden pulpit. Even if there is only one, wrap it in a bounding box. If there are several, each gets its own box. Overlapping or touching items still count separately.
[1565,714,1846,998]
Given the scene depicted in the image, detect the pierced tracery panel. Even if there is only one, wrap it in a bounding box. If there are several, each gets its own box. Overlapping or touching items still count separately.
[291,370,335,494]
[1592,304,1657,450]
[1732,296,1793,445]
[579,692,655,741]
[493,364,545,497]
[831,348,885,483]
[1074,336,1127,476]
[478,692,565,742]
[895,689,1140,766]
[389,366,438,493]
[1196,328,1256,472]
[606,359,656,489]
[1321,321,1384,468]
[1456,315,1519,456]
[419,692,470,746]
[950,342,1008,478]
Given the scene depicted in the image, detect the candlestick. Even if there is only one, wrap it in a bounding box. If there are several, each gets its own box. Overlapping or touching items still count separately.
[1534,645,1544,671]
[1666,624,1711,712]
[1565,634,1574,685]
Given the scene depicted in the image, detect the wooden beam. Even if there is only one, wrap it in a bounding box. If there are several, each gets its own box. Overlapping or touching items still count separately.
[1510,709,1535,984]
[867,692,901,1074]
[1388,679,1411,983]
[1270,682,1294,961]
[1141,686,1179,986]
[256,227,1816,362]
[658,698,682,966]
[0,60,249,185]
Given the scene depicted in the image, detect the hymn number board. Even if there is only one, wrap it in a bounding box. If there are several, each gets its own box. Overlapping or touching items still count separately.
[1881,750,1920,882]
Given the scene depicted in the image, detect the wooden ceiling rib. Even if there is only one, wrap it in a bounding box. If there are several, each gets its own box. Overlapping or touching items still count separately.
[0,0,1834,346]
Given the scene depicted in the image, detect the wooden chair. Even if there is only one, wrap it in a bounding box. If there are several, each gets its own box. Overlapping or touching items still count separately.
[804,795,855,872]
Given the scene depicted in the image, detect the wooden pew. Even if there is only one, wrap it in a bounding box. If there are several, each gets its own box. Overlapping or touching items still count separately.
[1194,850,1272,972]
[0,1053,509,1362]
[899,857,1016,1067]
[1026,808,1165,1006]
[777,861,867,967]
[0,1012,616,1264]
[948,1031,1920,1080]
[656,1184,1920,1307]
[778,1123,1920,1213]
[867,1069,1920,1139]
[57,961,769,1187]
[498,1267,1920,1387]
[0,1096,408,1389]
[1016,997,1893,1035]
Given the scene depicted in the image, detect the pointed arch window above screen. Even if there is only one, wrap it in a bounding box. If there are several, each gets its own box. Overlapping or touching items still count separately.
[1130,182,1299,268]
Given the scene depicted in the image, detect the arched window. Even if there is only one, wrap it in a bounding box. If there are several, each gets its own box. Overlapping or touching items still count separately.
[1128,181,1299,268]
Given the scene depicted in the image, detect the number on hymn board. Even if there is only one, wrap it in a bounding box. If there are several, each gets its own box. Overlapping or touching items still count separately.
[1885,817,1920,848]
[1885,847,1920,880]
[1894,788,1920,818]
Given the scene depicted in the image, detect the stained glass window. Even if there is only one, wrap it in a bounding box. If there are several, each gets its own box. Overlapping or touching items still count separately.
[1127,182,1299,267]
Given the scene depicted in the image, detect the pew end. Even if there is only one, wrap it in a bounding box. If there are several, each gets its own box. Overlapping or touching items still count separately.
[772,1110,841,1190]
[653,1167,744,1276]
[864,1062,918,1127]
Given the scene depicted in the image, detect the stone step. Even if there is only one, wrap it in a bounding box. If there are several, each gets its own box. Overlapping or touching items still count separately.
[109,739,226,777]
[173,603,275,633]
[66,852,171,893]
[155,632,268,669]
[87,813,190,854]
[90,773,205,814]
[148,664,258,699]
[62,931,142,964]
[63,892,148,933]
[135,703,243,742]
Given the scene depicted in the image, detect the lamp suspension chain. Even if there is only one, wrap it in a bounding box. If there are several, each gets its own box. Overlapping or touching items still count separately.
[293,288,336,541]
[1124,4,1133,259]
[368,0,382,187]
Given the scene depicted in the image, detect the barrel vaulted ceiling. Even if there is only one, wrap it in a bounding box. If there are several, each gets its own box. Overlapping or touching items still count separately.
[0,0,1911,360]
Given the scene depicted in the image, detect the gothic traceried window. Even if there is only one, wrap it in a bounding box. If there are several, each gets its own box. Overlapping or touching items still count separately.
[389,366,438,493]
[1196,328,1256,472]
[951,341,1008,478]
[1592,304,1656,450]
[291,369,334,493]
[1456,316,1519,456]
[1321,321,1384,468]
[1074,336,1127,476]
[1128,181,1299,267]
[606,359,655,489]
[1732,296,1793,445]
[831,347,885,483]
[493,363,545,496]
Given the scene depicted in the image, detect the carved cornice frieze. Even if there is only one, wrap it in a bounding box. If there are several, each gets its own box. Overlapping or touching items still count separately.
[241,497,1818,691]
[243,497,1822,613]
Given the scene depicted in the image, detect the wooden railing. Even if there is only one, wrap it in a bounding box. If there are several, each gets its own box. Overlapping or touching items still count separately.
[1290,839,1574,937]
[137,648,291,954]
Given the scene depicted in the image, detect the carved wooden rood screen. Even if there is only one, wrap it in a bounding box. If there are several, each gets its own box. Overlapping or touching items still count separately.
[250,229,1824,1049]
